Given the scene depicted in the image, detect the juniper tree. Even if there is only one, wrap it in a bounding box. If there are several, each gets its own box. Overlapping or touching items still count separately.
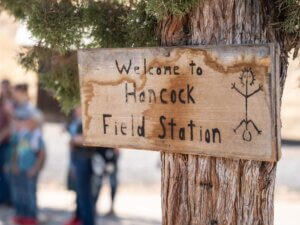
[1,0,299,224]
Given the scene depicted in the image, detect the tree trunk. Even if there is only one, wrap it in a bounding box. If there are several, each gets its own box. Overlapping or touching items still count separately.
[160,1,288,225]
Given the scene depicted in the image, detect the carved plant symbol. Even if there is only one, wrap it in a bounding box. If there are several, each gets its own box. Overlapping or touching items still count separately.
[231,67,263,142]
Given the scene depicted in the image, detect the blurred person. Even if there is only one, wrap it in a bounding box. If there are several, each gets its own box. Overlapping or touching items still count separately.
[65,106,119,225]
[66,107,82,191]
[0,80,13,205]
[1,79,13,102]
[64,107,83,225]
[68,107,95,225]
[92,148,119,216]
[13,84,36,121]
[11,84,46,225]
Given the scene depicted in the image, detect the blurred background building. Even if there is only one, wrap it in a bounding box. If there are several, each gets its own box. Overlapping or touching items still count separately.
[0,12,38,102]
[282,56,300,141]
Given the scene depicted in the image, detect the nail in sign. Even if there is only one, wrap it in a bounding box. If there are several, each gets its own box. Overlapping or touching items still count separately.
[78,44,280,162]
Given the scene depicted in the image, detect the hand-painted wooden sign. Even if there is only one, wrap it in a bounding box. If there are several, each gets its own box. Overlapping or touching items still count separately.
[78,44,280,161]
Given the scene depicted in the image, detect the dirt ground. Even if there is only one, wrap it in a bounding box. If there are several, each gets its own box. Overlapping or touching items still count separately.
[0,123,300,225]
[0,185,161,225]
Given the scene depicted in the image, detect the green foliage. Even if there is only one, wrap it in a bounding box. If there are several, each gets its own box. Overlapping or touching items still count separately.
[19,48,80,114]
[39,62,80,114]
[0,0,29,19]
[27,0,85,53]
[277,0,300,34]
[124,0,159,47]
[83,1,129,48]
[1,0,160,52]
[276,0,300,56]
[147,0,198,19]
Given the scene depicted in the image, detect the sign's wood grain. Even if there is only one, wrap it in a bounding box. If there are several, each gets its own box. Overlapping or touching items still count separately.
[78,44,280,162]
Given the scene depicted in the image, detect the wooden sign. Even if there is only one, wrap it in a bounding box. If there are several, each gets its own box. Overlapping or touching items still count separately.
[78,44,280,162]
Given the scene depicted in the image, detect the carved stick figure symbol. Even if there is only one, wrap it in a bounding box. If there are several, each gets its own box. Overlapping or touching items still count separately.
[231,67,263,142]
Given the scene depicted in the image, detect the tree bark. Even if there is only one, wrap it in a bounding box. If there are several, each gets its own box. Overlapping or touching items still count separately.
[160,1,288,225]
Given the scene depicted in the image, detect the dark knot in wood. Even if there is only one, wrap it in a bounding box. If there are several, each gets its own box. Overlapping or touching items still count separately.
[210,219,218,225]
[200,182,213,189]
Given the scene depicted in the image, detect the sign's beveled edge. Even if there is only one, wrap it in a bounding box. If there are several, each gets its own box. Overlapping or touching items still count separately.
[77,43,272,53]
